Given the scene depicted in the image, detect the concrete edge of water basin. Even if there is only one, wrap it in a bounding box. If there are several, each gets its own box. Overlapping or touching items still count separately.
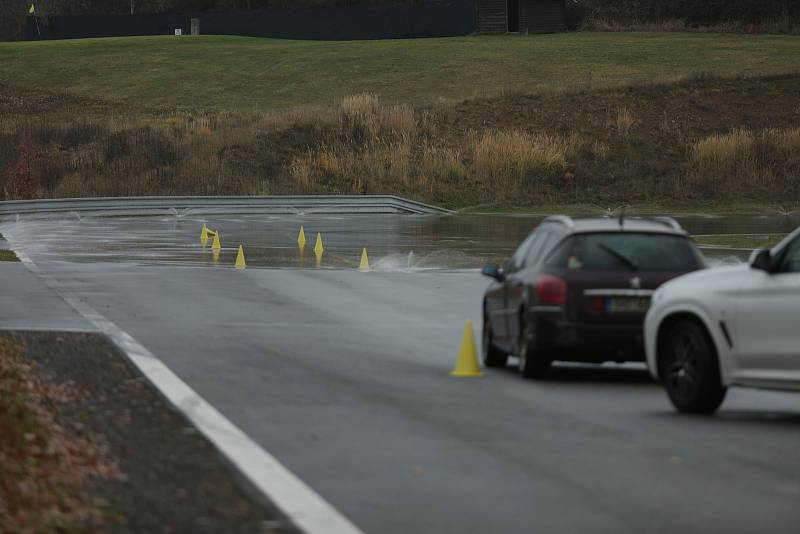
[0,195,452,220]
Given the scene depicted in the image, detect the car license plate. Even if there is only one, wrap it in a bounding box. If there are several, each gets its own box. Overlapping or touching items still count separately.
[606,297,650,313]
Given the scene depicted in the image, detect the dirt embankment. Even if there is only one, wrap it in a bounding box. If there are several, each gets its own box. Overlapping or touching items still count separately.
[1,73,799,209]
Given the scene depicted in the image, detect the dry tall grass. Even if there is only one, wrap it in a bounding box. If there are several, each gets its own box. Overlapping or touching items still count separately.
[284,94,577,200]
[592,139,610,159]
[467,130,574,190]
[0,94,578,203]
[687,127,800,197]
[3,88,799,206]
[612,107,636,137]
[337,93,416,144]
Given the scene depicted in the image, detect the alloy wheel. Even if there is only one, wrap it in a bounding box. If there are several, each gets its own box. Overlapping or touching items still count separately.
[665,330,702,403]
[661,320,727,414]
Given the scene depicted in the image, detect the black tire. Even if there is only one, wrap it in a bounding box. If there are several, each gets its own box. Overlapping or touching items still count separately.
[659,320,727,414]
[482,316,508,368]
[518,322,550,379]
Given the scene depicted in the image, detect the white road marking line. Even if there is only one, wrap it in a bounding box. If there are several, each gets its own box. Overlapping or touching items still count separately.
[14,250,364,534]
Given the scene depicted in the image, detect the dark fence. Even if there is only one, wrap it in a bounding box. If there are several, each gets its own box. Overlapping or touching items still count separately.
[25,2,477,41]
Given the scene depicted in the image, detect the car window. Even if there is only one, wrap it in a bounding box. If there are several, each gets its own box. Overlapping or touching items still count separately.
[557,233,704,272]
[777,237,800,273]
[545,236,574,267]
[508,231,539,271]
[525,231,555,267]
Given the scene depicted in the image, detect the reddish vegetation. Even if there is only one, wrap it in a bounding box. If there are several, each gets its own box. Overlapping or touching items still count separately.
[0,337,119,533]
[4,144,38,200]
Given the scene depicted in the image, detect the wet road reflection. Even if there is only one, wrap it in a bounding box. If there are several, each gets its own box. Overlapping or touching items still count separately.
[2,212,798,270]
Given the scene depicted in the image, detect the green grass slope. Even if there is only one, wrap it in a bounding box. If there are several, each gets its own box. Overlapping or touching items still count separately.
[1,33,799,111]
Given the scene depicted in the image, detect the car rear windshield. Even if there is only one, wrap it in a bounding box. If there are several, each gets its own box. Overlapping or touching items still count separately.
[546,232,704,272]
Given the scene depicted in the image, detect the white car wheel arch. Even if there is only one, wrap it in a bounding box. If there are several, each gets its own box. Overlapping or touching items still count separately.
[648,304,734,387]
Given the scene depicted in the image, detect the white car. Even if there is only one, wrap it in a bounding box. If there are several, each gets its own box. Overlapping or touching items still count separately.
[645,227,800,413]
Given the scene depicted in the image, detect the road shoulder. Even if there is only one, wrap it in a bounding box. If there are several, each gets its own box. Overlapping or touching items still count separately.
[3,330,285,533]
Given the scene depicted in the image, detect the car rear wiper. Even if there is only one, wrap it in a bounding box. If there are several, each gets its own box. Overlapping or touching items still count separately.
[598,243,639,271]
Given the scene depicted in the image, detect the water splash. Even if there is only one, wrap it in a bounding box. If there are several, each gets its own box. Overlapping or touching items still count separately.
[372,249,481,272]
[705,255,744,267]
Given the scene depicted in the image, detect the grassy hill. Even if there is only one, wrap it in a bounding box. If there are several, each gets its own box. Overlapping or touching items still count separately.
[1,33,800,111]
[1,33,799,209]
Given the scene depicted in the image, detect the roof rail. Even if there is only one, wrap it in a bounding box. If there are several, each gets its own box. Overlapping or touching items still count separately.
[543,215,574,228]
[650,216,683,231]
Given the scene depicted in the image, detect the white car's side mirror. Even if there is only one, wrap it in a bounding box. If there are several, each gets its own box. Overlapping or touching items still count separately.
[750,248,774,273]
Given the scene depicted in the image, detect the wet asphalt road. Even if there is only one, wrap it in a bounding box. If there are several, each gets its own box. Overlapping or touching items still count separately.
[7,259,799,534]
[2,215,800,533]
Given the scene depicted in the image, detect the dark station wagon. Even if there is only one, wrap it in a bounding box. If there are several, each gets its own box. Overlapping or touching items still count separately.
[481,216,705,378]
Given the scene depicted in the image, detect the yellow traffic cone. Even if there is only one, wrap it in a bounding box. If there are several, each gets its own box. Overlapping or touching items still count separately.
[359,248,370,272]
[201,223,209,246]
[450,320,483,377]
[235,245,246,270]
[212,231,221,251]
[314,233,324,256]
[298,225,307,248]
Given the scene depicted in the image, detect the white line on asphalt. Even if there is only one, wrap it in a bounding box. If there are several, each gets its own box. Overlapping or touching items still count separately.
[14,250,364,534]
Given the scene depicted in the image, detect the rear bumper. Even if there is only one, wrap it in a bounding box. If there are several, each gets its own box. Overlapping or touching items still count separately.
[535,314,645,362]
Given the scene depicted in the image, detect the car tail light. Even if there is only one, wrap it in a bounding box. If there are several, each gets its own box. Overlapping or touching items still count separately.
[536,274,567,306]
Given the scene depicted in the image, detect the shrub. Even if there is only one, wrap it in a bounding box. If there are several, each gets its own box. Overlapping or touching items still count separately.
[573,0,800,34]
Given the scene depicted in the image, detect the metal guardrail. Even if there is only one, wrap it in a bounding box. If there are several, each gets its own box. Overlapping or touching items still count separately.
[0,196,452,220]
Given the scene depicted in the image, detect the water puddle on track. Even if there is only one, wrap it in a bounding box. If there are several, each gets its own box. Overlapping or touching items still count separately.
[2,212,798,271]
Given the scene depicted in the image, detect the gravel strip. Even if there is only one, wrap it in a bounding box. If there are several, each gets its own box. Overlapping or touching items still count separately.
[4,330,293,534]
